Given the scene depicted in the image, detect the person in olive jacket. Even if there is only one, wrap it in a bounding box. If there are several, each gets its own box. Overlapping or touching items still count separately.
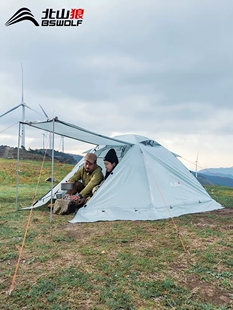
[67,153,104,206]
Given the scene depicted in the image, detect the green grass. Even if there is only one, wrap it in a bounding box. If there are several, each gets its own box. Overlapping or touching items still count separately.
[206,186,233,207]
[0,159,233,309]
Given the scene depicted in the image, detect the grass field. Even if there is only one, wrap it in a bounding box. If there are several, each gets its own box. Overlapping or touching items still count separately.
[0,158,233,309]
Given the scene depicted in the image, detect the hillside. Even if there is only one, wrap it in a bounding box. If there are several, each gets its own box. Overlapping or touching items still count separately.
[199,173,233,187]
[191,171,233,188]
[0,145,82,164]
[200,167,233,179]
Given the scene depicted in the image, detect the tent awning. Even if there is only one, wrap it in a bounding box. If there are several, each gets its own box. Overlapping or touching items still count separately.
[21,118,134,147]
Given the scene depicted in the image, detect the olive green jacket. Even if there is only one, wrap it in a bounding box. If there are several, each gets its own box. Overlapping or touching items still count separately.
[69,165,104,197]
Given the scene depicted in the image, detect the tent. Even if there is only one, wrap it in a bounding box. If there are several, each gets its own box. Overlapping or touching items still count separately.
[21,118,223,222]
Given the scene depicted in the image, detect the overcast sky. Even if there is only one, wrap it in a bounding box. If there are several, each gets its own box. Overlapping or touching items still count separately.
[0,0,232,171]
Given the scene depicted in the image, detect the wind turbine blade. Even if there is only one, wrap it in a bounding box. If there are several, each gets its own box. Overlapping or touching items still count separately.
[0,104,22,118]
[21,63,24,103]
[25,105,44,116]
[39,104,49,119]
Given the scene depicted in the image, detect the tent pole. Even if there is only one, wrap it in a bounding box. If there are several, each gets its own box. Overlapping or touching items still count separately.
[15,122,21,211]
[50,119,55,223]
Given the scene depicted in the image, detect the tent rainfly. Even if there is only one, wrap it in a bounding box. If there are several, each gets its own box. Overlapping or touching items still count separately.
[21,118,223,223]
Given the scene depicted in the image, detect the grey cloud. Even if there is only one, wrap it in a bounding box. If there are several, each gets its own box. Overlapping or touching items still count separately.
[0,0,233,168]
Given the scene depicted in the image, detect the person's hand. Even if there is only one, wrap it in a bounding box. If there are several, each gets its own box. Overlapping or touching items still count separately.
[70,195,80,202]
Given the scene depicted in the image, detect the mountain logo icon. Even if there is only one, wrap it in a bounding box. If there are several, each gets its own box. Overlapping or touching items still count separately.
[5,8,39,27]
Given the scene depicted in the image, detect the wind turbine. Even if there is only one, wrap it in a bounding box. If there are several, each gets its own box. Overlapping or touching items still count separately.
[39,104,65,153]
[195,152,199,178]
[42,133,47,150]
[39,103,54,149]
[60,136,65,153]
[0,64,43,148]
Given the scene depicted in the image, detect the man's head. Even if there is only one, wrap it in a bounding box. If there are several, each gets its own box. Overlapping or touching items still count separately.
[84,153,97,172]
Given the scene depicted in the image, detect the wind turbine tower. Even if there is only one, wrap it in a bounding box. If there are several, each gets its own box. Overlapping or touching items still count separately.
[21,63,26,148]
[61,136,64,153]
[195,152,199,178]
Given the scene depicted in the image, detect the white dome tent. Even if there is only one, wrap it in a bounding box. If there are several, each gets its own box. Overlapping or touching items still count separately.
[20,118,222,223]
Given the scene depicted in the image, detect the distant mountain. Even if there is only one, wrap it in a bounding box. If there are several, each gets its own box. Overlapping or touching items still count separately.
[71,154,83,163]
[199,167,233,179]
[42,149,82,164]
[195,174,217,186]
[191,171,233,188]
